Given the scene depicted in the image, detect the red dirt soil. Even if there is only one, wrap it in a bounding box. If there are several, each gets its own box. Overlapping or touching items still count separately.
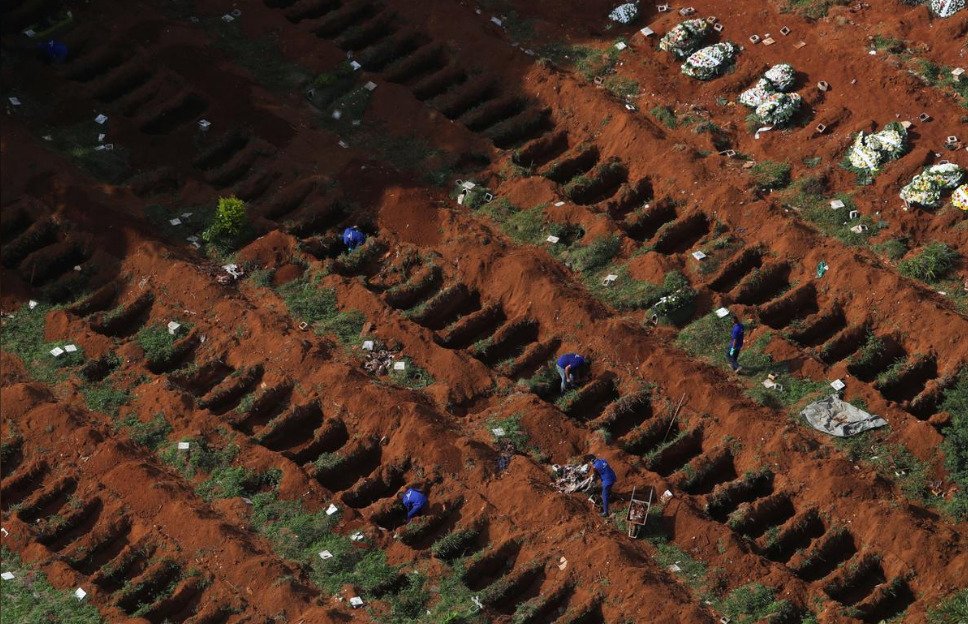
[1,0,966,623]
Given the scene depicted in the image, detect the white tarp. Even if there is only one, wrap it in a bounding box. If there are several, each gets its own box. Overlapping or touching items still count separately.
[801,395,887,437]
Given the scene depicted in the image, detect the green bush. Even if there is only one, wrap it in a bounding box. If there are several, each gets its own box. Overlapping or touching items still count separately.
[719,583,790,623]
[898,242,959,283]
[649,271,697,325]
[277,274,364,345]
[82,383,130,416]
[203,196,250,251]
[750,161,792,190]
[196,466,281,501]
[565,235,621,274]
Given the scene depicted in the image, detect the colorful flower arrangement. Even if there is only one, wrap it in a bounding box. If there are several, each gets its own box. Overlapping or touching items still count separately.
[843,122,909,183]
[899,163,965,208]
[738,64,801,125]
[681,42,739,80]
[952,184,968,210]
[930,0,965,18]
[659,19,712,59]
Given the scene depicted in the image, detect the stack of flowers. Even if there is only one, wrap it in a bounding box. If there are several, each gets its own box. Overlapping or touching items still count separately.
[930,0,965,18]
[899,163,966,208]
[659,19,711,59]
[763,63,796,91]
[844,122,909,182]
[681,42,739,80]
[609,2,639,23]
[951,184,968,210]
[738,64,802,125]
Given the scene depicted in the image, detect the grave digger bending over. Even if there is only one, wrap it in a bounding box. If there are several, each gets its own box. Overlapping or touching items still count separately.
[556,352,590,393]
[399,486,428,522]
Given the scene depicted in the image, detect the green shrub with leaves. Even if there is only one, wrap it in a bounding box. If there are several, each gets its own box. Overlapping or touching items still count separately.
[650,106,678,128]
[928,589,968,624]
[898,242,959,283]
[203,196,250,250]
[136,324,177,368]
[941,369,968,519]
[277,274,364,345]
[719,583,791,623]
[565,235,620,273]
[196,466,281,501]
[82,383,130,416]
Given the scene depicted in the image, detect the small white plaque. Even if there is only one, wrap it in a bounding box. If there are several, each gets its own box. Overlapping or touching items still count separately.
[830,199,845,210]
[715,307,730,318]
[350,597,364,608]
[492,427,506,437]
[1,572,14,580]
[50,347,65,357]
[169,218,182,226]
[490,16,503,26]
[554,201,565,206]
[393,361,406,371]
[830,379,846,391]
[640,27,655,37]
[362,340,374,351]
[28,300,38,309]
[94,114,108,124]
[351,531,364,541]
[326,504,339,515]
[364,81,377,91]
[178,441,190,450]
[167,321,181,335]
[75,587,87,600]
[319,550,333,560]
[350,61,362,70]
[546,235,559,244]
[691,251,706,261]
[8,97,21,106]
[614,42,627,50]
[63,344,78,353]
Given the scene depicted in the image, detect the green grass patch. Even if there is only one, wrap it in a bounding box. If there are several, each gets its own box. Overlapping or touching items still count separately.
[277,274,365,345]
[836,432,932,505]
[718,583,793,624]
[160,438,239,480]
[559,235,620,274]
[43,120,130,183]
[649,538,707,590]
[781,177,878,246]
[928,588,968,624]
[898,242,959,283]
[941,369,968,519]
[136,324,179,369]
[749,161,791,191]
[586,265,664,311]
[873,237,909,262]
[82,382,130,416]
[650,106,678,128]
[0,302,85,383]
[0,546,104,623]
[115,412,172,450]
[603,76,639,99]
[388,356,434,389]
[783,0,850,19]
[212,19,310,92]
[196,466,282,502]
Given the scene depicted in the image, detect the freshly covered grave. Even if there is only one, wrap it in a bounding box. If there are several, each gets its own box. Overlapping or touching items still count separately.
[681,42,739,80]
[754,93,802,126]
[899,163,966,208]
[843,122,909,183]
[763,63,796,92]
[659,19,712,59]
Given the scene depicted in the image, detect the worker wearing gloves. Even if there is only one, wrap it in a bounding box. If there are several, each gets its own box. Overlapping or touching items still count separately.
[342,225,367,251]
[399,487,428,522]
[589,456,617,517]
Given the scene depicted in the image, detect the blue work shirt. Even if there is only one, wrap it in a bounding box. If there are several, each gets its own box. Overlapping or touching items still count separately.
[42,40,68,63]
[400,488,427,520]
[342,226,366,250]
[731,323,745,350]
[593,459,616,487]
[557,353,586,370]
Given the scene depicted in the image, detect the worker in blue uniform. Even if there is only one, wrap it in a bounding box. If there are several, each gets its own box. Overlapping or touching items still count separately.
[589,456,616,517]
[342,226,366,251]
[400,487,427,522]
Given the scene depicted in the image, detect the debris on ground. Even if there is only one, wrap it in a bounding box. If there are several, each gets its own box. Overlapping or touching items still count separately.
[551,463,594,493]
[363,348,399,376]
[217,264,244,284]
[801,395,888,437]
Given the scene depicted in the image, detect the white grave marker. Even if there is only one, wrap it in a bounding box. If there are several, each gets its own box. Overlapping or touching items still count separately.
[50,347,65,358]
[492,427,506,437]
[198,119,211,131]
[28,300,38,309]
[830,379,846,391]
[169,218,182,226]
[614,41,627,51]
[221,13,234,22]
[8,97,21,106]
[546,235,559,244]
[640,27,655,37]
[393,361,406,371]
[94,114,108,124]
[362,340,375,351]
[350,60,362,70]
[830,199,845,210]
[326,504,339,515]
[178,441,190,450]
[350,597,364,608]
[319,550,333,560]
[1,572,14,580]
[490,16,502,26]
[64,344,77,353]
[364,81,377,91]
[167,321,182,335]
[691,250,706,261]
[554,201,565,206]
[602,274,618,287]
[75,587,87,601]
[715,307,730,318]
